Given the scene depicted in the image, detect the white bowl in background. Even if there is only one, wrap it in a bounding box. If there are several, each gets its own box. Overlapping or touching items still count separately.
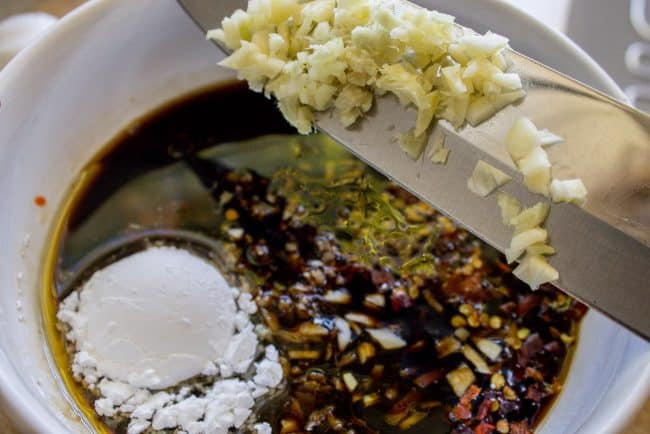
[0,0,647,432]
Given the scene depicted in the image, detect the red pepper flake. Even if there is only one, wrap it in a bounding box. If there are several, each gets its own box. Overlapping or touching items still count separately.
[548,326,561,339]
[445,273,485,301]
[371,268,394,286]
[509,420,531,434]
[460,385,481,407]
[543,340,563,356]
[517,294,541,317]
[571,302,589,320]
[388,390,420,415]
[476,398,492,420]
[524,385,545,402]
[413,368,444,388]
[451,403,472,421]
[390,290,413,311]
[451,384,482,421]
[518,333,544,366]
[524,366,544,382]
[34,196,47,207]
[495,260,511,273]
[474,421,495,434]
[499,301,517,315]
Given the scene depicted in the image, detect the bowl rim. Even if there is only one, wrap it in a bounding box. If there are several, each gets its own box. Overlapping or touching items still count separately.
[473,2,650,430]
[0,0,647,432]
[491,0,624,99]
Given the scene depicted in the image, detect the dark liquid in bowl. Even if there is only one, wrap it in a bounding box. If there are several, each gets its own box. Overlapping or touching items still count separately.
[47,82,586,434]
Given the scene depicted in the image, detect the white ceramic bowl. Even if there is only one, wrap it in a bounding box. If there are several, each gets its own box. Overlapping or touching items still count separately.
[0,0,647,432]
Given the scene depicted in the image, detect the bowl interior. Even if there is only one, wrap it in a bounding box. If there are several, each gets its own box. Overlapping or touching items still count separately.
[0,0,646,433]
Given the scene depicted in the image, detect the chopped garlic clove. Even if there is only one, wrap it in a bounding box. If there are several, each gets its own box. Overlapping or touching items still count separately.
[342,372,358,392]
[466,90,525,126]
[268,32,289,59]
[459,32,509,58]
[345,312,378,327]
[334,84,374,127]
[523,168,551,196]
[491,72,523,90]
[526,243,556,256]
[497,193,522,226]
[550,179,587,206]
[334,317,352,351]
[219,41,285,82]
[518,147,551,196]
[364,293,386,308]
[211,10,253,50]
[492,51,509,71]
[440,94,470,127]
[462,345,491,374]
[446,365,476,397]
[442,64,468,95]
[474,338,502,362]
[539,129,564,147]
[463,59,501,82]
[324,289,351,304]
[505,117,541,161]
[436,336,462,358]
[513,254,559,290]
[505,228,548,263]
[277,97,314,135]
[301,0,336,24]
[509,202,550,232]
[467,160,512,197]
[430,147,450,164]
[429,134,450,164]
[366,328,407,350]
[397,128,428,160]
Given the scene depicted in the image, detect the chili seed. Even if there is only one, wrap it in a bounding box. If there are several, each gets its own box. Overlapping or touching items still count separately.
[451,315,467,328]
[489,315,502,329]
[491,372,505,390]
[517,328,531,340]
[225,208,239,221]
[560,333,575,345]
[496,419,510,433]
[503,386,517,400]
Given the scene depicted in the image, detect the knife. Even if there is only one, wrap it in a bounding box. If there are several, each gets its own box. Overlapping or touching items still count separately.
[177,0,650,340]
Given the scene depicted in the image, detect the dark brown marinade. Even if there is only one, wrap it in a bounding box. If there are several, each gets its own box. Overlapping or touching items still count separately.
[66,83,294,232]
[205,165,587,434]
[58,82,586,434]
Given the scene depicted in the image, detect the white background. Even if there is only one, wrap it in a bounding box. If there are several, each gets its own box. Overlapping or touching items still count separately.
[502,0,573,32]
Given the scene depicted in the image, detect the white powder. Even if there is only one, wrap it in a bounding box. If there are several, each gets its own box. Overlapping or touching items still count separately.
[255,422,272,434]
[57,247,282,433]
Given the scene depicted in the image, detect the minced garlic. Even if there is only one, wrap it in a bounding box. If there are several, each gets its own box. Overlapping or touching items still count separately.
[496,117,588,289]
[497,194,558,289]
[467,160,511,197]
[210,0,524,156]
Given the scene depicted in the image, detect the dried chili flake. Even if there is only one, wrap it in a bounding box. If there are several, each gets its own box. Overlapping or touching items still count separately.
[476,398,493,420]
[474,421,496,434]
[451,403,473,421]
[460,384,482,407]
[509,420,531,434]
[210,163,584,433]
[413,369,444,388]
[34,195,46,206]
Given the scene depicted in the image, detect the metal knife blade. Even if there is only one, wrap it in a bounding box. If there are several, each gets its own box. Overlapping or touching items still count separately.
[177,0,650,340]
